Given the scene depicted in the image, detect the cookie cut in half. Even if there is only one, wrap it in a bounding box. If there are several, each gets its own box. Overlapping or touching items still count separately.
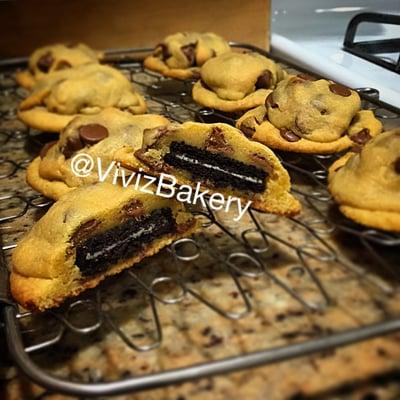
[237,75,382,154]
[192,52,286,112]
[16,43,103,90]
[144,32,230,80]
[328,129,400,232]
[115,122,301,216]
[27,108,169,200]
[18,64,147,132]
[11,182,198,311]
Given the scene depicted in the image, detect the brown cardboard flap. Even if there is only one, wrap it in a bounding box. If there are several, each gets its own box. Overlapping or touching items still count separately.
[0,0,270,58]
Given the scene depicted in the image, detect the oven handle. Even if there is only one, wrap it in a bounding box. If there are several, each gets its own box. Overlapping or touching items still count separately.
[343,12,400,73]
[344,12,400,50]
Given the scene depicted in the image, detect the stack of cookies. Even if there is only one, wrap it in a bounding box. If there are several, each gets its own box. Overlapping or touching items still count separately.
[12,32,398,313]
[144,32,396,233]
[5,31,400,400]
[17,43,147,132]
[12,38,301,311]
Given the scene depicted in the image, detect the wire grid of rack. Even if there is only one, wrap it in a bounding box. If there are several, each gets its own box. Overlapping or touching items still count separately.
[0,44,400,397]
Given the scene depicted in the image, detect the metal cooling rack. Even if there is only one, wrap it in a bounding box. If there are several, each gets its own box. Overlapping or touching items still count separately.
[1,44,400,397]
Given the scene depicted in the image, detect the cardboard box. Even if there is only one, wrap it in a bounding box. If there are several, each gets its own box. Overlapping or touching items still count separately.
[0,0,270,57]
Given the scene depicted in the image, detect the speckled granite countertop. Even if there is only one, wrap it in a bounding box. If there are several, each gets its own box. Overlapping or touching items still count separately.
[1,58,400,400]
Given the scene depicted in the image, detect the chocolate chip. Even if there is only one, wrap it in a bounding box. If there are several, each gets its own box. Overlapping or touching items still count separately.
[200,79,211,91]
[350,144,363,153]
[265,92,278,109]
[311,99,328,115]
[205,127,232,153]
[280,129,301,142]
[255,70,272,89]
[156,43,171,61]
[294,117,308,135]
[66,42,78,49]
[350,128,371,145]
[350,115,359,125]
[250,153,274,176]
[297,73,316,81]
[55,60,72,70]
[329,83,351,97]
[291,77,305,84]
[181,43,197,66]
[122,199,144,218]
[40,141,57,159]
[72,219,101,245]
[191,71,201,79]
[62,136,84,158]
[135,149,165,172]
[37,51,54,73]
[240,117,257,138]
[142,126,169,150]
[394,157,400,174]
[79,124,109,145]
[241,123,255,138]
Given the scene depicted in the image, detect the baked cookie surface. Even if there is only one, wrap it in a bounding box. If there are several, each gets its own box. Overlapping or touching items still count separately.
[18,63,147,132]
[328,129,400,232]
[16,43,102,90]
[144,32,231,80]
[11,182,198,311]
[115,121,301,216]
[192,52,285,112]
[236,74,383,153]
[27,108,169,200]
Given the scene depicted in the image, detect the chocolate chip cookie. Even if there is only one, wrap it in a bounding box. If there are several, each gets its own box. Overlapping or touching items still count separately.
[328,129,400,232]
[115,122,301,216]
[144,32,231,80]
[11,182,198,311]
[15,43,102,90]
[18,63,147,132]
[236,75,383,153]
[192,52,286,112]
[27,108,169,200]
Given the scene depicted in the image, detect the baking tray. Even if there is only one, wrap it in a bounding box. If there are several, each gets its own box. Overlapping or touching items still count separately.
[1,43,400,397]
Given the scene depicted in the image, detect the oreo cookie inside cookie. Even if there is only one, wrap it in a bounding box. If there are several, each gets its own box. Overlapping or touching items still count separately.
[163,141,267,192]
[75,208,176,276]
